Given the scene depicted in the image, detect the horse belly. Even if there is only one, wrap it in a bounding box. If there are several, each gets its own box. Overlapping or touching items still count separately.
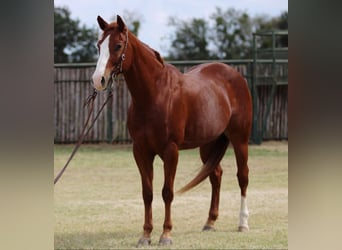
[182,91,231,147]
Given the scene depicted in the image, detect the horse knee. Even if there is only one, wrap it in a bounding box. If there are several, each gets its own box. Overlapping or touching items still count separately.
[143,189,153,204]
[162,186,174,203]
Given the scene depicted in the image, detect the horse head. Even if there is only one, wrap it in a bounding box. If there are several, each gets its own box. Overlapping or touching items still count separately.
[92,15,130,91]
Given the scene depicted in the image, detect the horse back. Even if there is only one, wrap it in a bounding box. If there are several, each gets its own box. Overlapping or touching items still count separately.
[183,62,251,116]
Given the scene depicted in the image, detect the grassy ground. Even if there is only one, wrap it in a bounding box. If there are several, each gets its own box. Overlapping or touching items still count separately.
[54,141,288,249]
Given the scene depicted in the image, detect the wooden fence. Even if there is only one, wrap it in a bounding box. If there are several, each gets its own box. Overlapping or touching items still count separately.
[255,84,288,140]
[54,61,287,143]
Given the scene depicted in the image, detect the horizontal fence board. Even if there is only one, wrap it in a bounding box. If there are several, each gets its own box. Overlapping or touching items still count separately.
[54,61,287,143]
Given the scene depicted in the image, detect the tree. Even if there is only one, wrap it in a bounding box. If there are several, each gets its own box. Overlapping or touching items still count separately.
[210,7,255,59]
[165,8,288,60]
[276,11,288,47]
[54,6,97,63]
[253,11,288,50]
[167,17,210,60]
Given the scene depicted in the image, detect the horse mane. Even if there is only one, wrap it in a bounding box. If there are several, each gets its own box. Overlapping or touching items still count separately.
[153,49,164,66]
[129,31,164,67]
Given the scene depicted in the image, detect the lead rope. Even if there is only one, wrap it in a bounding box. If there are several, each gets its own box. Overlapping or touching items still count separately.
[54,88,113,185]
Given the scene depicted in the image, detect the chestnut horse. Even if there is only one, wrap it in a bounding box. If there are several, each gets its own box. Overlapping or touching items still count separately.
[92,15,252,247]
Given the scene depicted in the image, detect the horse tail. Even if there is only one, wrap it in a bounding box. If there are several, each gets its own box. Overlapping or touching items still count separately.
[177,134,229,194]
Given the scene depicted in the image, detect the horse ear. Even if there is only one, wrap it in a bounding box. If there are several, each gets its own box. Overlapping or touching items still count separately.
[117,15,126,32]
[97,16,108,30]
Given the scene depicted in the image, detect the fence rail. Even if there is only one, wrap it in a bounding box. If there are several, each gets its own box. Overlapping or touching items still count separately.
[54,60,287,143]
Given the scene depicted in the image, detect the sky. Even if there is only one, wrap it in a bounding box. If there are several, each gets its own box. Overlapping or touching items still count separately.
[54,0,288,56]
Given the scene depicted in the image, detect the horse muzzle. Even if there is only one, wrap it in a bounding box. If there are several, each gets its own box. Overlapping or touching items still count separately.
[92,72,112,91]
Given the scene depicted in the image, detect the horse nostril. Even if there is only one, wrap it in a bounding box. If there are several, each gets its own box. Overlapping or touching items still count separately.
[101,76,105,86]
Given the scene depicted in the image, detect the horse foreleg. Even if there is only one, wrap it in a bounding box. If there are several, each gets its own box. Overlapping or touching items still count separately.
[159,142,179,246]
[133,144,155,247]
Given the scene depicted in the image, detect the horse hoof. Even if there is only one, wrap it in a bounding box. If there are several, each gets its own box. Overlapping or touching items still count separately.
[238,226,249,232]
[202,224,216,232]
[136,237,151,248]
[158,237,172,246]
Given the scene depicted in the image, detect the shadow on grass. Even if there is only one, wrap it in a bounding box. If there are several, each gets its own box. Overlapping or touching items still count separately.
[54,231,140,249]
[55,227,287,249]
[54,229,237,249]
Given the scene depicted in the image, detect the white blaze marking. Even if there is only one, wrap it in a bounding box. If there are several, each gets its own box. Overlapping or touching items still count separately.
[92,35,110,90]
[239,196,249,230]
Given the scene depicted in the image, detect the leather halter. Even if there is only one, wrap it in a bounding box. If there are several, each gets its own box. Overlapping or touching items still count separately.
[111,30,129,80]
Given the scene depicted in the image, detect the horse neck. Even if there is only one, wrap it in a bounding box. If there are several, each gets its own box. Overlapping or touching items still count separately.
[123,33,164,106]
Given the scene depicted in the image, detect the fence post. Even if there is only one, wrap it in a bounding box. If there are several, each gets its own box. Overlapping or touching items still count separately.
[260,31,277,140]
[251,33,261,144]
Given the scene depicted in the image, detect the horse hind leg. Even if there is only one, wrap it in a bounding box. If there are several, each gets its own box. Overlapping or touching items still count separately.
[229,134,250,232]
[200,135,229,231]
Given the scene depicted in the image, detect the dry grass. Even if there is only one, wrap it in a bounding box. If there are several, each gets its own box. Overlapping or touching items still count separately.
[54,141,288,249]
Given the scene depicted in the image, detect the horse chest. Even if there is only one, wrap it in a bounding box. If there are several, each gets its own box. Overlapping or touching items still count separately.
[127,107,169,148]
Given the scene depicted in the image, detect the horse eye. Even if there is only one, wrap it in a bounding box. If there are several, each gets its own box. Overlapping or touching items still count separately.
[115,44,122,51]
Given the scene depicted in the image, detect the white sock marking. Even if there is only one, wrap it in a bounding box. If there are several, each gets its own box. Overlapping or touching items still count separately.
[239,196,249,229]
